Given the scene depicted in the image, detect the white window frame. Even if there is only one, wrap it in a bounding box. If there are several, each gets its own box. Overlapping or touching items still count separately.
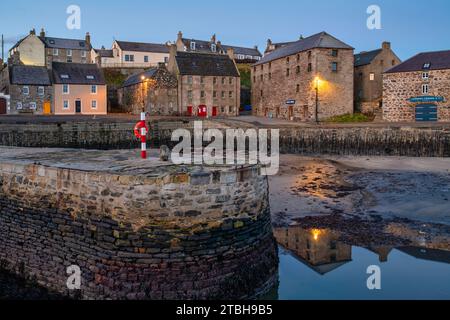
[29,102,37,110]
[369,73,375,81]
[16,102,23,110]
[238,54,245,60]
[91,85,97,94]
[81,50,87,58]
[53,48,59,56]
[422,72,429,80]
[22,86,30,95]
[144,55,149,63]
[190,42,196,51]
[211,44,216,52]
[422,84,429,95]
[38,86,45,96]
[63,100,70,109]
[62,84,70,94]
[91,100,97,109]
[67,49,72,57]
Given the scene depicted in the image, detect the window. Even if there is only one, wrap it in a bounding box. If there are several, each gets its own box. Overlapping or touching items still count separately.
[190,42,196,51]
[164,57,169,63]
[269,62,272,70]
[125,54,134,62]
[238,54,245,60]
[308,51,312,59]
[213,91,217,98]
[392,60,395,66]
[67,49,72,57]
[296,66,300,74]
[16,102,22,110]
[331,62,338,72]
[187,76,193,84]
[297,54,300,62]
[211,44,216,52]
[91,85,97,94]
[86,75,95,80]
[144,56,149,63]
[260,74,263,81]
[380,59,384,66]
[67,56,72,63]
[269,72,272,80]
[221,91,225,99]
[331,49,338,57]
[229,106,234,114]
[222,77,226,85]
[253,76,256,83]
[22,86,29,95]
[53,48,59,56]
[81,51,87,58]
[422,72,429,80]
[29,102,37,110]
[260,90,263,97]
[286,68,290,77]
[38,86,45,96]
[201,91,205,98]
[63,84,69,94]
[229,78,233,85]
[187,90,193,99]
[61,74,69,79]
[286,57,290,64]
[422,84,429,94]
[200,76,205,84]
[307,63,312,72]
[296,84,300,93]
[370,73,375,81]
[229,91,233,98]
[213,77,217,85]
[63,100,69,109]
[423,63,431,69]
[91,100,97,109]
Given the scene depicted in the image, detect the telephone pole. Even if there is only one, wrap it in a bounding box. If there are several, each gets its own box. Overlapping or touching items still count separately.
[1,34,4,63]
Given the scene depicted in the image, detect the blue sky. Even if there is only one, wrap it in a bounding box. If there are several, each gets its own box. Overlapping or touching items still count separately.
[1,0,450,60]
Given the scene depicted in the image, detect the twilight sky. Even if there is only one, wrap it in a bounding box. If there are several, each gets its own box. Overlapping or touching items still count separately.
[1,0,449,60]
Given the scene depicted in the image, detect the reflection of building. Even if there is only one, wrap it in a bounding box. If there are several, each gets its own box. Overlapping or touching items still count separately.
[398,247,450,264]
[367,246,393,263]
[274,227,352,275]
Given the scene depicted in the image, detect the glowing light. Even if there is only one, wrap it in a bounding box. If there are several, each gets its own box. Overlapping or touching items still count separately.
[311,229,323,241]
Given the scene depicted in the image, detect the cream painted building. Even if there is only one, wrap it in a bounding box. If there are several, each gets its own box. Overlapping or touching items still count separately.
[52,62,107,115]
[9,31,46,66]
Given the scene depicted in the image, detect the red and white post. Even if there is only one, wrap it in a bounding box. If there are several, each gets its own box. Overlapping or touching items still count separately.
[140,112,147,159]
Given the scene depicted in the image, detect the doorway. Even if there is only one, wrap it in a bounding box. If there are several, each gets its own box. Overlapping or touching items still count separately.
[0,98,6,114]
[75,100,82,114]
[288,106,294,120]
[43,101,51,115]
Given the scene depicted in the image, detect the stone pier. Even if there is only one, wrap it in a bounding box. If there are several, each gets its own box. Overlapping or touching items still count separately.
[0,148,278,300]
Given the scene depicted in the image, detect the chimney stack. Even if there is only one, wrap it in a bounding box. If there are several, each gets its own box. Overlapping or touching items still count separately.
[382,41,391,50]
[211,34,216,44]
[226,47,235,60]
[85,32,91,47]
[40,28,45,38]
[30,28,36,35]
[177,31,183,41]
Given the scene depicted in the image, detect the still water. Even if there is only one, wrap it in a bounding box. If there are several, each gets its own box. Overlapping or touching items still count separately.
[275,227,450,300]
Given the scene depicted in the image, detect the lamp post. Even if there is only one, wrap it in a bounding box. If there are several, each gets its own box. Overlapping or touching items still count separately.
[141,75,147,113]
[315,76,320,124]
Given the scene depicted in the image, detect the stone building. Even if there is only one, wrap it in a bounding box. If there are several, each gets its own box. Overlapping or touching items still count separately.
[252,32,354,122]
[354,42,401,115]
[52,62,107,115]
[5,65,52,114]
[175,32,262,64]
[168,44,241,117]
[118,64,178,115]
[383,50,450,122]
[9,28,92,68]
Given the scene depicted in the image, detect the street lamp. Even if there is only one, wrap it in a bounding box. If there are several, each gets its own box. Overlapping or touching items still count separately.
[141,76,147,113]
[315,76,321,124]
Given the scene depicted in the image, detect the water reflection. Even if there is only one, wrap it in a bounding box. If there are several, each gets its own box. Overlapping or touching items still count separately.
[275,226,450,300]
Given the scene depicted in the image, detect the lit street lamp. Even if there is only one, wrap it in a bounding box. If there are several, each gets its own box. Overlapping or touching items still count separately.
[141,76,147,113]
[315,76,321,124]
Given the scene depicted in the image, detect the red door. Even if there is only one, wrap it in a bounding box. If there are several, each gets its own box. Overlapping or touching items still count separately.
[0,98,6,114]
[198,105,207,117]
[187,106,193,116]
[212,106,218,117]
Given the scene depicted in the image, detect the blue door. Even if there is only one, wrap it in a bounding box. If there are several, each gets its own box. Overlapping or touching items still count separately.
[415,104,437,122]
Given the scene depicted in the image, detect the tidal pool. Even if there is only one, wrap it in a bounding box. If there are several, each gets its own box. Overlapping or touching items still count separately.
[275,227,450,300]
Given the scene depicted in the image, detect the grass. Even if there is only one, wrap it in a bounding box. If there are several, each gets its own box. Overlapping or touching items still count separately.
[325,113,374,123]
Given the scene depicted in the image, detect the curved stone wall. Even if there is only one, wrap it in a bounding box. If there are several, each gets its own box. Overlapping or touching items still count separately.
[0,149,278,299]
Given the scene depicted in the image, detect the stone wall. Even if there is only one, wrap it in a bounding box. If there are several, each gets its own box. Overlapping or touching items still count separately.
[383,69,450,122]
[0,155,278,299]
[9,84,52,115]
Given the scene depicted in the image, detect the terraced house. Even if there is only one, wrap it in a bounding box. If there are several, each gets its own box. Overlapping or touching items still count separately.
[252,32,354,122]
[383,50,450,122]
[168,44,240,117]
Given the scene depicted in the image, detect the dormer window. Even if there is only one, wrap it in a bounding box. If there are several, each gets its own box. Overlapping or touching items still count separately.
[423,63,431,69]
[211,44,216,52]
[49,39,55,45]
[86,75,95,80]
[61,74,69,79]
[422,72,429,80]
[190,42,196,51]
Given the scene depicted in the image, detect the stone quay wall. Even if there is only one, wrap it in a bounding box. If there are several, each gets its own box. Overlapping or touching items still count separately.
[0,160,278,299]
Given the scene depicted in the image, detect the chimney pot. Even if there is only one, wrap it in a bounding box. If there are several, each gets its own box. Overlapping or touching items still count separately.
[40,28,45,38]
[382,41,391,50]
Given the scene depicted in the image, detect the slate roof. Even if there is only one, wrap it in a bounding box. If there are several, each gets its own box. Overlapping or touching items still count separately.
[115,41,169,53]
[39,36,90,50]
[254,32,353,66]
[52,62,105,85]
[181,38,217,54]
[175,52,240,77]
[354,49,382,67]
[221,45,262,57]
[10,65,51,86]
[122,68,158,87]
[94,48,114,58]
[385,50,450,73]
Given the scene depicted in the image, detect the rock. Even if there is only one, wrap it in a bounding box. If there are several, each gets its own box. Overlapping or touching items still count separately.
[160,145,171,162]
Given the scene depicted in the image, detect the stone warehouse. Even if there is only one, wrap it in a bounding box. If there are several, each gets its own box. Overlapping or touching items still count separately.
[168,44,241,117]
[354,42,401,115]
[118,64,178,115]
[0,148,278,299]
[252,32,354,122]
[3,65,52,114]
[383,50,450,122]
